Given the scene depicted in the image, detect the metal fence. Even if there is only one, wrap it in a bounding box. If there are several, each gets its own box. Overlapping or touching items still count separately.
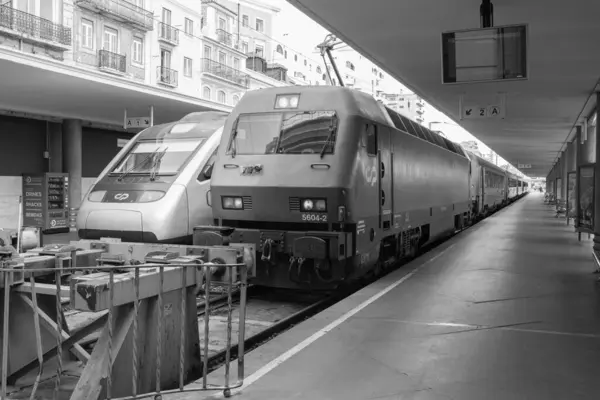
[0,254,248,400]
[0,4,72,46]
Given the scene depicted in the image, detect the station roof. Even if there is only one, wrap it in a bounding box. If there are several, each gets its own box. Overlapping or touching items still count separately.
[288,0,600,177]
[0,48,230,129]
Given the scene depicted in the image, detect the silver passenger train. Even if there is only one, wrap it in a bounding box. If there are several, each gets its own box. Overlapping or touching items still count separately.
[77,111,228,244]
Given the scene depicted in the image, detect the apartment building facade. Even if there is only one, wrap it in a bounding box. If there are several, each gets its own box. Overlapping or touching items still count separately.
[381,92,426,125]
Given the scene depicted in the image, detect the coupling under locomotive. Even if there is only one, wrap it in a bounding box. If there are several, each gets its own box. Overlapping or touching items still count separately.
[198,86,473,290]
[77,111,228,244]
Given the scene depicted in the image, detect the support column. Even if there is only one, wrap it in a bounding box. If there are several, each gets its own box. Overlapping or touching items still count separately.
[62,119,82,211]
[592,93,600,272]
[48,122,62,173]
[575,125,581,230]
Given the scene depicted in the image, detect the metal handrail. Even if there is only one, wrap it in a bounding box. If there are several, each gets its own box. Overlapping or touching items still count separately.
[0,4,71,46]
[99,49,126,73]
[75,0,153,30]
[159,22,179,44]
[201,58,249,88]
[157,66,178,86]
[216,29,232,46]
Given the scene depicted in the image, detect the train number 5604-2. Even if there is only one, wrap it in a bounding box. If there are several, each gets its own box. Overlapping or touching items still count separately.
[301,213,327,222]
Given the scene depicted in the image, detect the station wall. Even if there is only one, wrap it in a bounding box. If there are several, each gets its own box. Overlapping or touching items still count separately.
[0,115,134,230]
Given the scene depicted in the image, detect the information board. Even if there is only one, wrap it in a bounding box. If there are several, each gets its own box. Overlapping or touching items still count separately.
[22,173,70,232]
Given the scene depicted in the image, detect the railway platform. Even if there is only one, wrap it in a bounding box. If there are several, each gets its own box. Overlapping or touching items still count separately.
[172,191,600,400]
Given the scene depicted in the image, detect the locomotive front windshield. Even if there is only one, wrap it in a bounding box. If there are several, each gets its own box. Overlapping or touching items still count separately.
[111,138,206,176]
[227,110,338,156]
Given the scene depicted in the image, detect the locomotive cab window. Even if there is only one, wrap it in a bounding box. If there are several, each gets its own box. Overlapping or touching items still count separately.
[366,124,377,156]
[227,111,338,155]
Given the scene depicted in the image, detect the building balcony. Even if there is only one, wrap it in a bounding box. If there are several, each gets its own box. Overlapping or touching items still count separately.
[98,49,126,74]
[157,66,178,87]
[0,4,71,50]
[75,0,154,31]
[202,58,249,88]
[216,29,232,47]
[159,22,179,46]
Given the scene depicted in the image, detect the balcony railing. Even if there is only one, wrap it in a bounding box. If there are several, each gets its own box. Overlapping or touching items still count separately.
[202,58,249,88]
[0,4,71,47]
[99,49,126,73]
[157,66,178,87]
[159,22,179,45]
[216,29,232,46]
[75,0,154,31]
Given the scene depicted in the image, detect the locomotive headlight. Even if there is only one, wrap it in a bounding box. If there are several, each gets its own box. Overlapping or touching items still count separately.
[274,94,300,109]
[302,199,314,211]
[300,198,327,212]
[139,191,165,203]
[87,190,106,202]
[315,200,326,211]
[222,196,244,210]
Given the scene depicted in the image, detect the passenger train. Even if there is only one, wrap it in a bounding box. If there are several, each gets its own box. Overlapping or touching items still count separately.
[77,111,228,244]
[197,86,529,290]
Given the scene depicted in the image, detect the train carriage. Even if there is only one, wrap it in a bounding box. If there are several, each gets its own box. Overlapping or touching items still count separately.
[200,86,472,290]
[465,152,507,216]
[77,111,228,244]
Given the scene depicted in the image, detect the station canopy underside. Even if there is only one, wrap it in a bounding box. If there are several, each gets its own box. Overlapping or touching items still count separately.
[289,0,600,177]
[0,53,229,129]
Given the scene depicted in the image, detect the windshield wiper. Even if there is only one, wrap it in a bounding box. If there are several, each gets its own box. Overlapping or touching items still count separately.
[117,146,165,181]
[149,147,169,181]
[229,118,240,158]
[319,121,337,159]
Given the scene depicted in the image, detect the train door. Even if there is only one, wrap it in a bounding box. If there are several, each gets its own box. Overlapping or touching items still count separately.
[377,125,393,231]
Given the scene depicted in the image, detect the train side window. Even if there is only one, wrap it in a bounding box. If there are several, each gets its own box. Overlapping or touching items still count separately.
[366,124,377,156]
[198,147,218,182]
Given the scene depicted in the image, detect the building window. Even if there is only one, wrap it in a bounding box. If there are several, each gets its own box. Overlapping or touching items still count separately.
[218,17,226,31]
[255,18,264,32]
[203,86,211,99]
[184,18,193,35]
[242,15,249,27]
[184,57,193,77]
[276,45,283,54]
[304,59,307,66]
[103,27,118,53]
[81,19,94,49]
[255,45,263,57]
[160,48,171,69]
[204,45,211,59]
[132,37,143,64]
[294,54,297,62]
[284,50,287,58]
[218,51,226,65]
[217,90,226,104]
[242,41,248,53]
[233,57,240,70]
[233,95,240,105]
[316,66,322,74]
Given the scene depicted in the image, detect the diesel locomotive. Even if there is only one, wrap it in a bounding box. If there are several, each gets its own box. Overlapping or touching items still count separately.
[197,86,528,290]
[77,111,228,244]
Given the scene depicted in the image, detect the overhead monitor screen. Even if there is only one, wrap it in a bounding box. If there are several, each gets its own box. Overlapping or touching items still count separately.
[441,24,528,84]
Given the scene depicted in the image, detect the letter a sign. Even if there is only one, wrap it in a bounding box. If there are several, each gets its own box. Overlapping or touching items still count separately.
[487,105,503,118]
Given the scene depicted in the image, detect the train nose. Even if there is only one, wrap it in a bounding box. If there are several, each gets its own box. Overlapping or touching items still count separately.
[81,210,143,240]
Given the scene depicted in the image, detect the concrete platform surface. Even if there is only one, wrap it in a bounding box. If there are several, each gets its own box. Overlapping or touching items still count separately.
[165,192,600,400]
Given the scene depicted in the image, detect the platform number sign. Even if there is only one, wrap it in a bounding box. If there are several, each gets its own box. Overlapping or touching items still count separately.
[462,105,503,120]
